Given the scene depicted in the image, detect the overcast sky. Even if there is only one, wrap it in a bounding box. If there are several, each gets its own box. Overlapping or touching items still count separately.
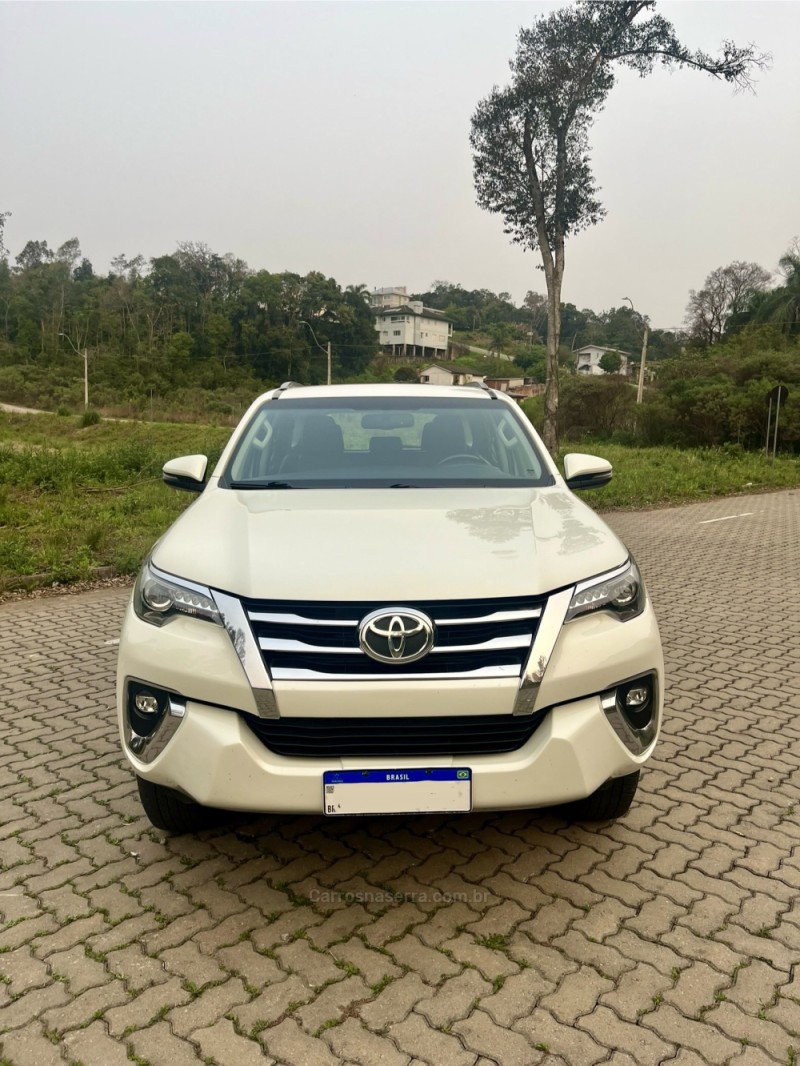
[2,1,798,328]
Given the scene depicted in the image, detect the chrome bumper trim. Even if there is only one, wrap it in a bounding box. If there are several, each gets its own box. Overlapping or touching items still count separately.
[600,688,658,755]
[512,588,573,716]
[126,695,186,763]
[213,591,279,718]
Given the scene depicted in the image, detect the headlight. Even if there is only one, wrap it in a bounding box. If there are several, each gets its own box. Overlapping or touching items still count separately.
[133,559,222,627]
[566,558,644,622]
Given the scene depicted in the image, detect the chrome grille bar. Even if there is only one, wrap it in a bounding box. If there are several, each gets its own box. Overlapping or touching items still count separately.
[244,594,545,682]
[258,633,533,655]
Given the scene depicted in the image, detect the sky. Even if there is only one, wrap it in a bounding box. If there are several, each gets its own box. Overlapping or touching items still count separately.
[1,1,798,329]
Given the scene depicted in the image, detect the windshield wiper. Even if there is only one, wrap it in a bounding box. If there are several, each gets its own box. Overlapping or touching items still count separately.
[389,482,420,489]
[232,480,304,490]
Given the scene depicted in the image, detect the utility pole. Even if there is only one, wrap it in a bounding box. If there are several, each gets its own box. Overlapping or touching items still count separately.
[622,297,648,404]
[300,320,333,385]
[636,326,648,405]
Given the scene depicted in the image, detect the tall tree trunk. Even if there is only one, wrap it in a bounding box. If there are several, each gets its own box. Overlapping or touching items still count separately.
[542,267,562,454]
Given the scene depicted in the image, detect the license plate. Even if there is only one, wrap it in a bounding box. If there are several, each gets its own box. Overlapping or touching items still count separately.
[323,768,472,816]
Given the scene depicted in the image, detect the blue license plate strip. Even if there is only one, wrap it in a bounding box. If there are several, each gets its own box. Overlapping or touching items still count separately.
[323,768,472,816]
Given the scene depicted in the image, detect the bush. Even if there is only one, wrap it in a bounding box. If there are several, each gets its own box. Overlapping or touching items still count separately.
[80,410,101,427]
[394,366,418,382]
[557,376,636,440]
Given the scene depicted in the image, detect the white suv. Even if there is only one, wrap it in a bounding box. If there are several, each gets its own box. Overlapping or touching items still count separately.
[117,383,663,832]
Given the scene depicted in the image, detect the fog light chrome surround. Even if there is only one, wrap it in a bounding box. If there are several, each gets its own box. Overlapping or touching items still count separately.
[601,673,659,755]
[124,679,187,763]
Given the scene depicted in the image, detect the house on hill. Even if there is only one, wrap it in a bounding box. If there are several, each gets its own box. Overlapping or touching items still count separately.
[419,363,485,386]
[575,345,630,376]
[484,376,546,400]
[372,286,453,360]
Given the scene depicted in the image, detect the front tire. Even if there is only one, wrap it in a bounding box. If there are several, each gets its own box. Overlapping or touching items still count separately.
[136,777,216,834]
[563,770,640,821]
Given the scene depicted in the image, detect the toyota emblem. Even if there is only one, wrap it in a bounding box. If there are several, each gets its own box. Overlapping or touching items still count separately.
[359,608,434,664]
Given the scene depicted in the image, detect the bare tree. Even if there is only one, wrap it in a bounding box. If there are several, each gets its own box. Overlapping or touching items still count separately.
[0,211,10,260]
[470,0,768,451]
[685,260,771,343]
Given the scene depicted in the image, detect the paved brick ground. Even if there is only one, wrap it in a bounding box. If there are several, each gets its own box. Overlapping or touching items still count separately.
[1,488,799,1066]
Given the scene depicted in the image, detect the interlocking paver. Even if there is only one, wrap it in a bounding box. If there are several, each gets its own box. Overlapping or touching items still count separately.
[104,975,192,1036]
[106,943,170,990]
[1,490,799,1065]
[329,936,403,987]
[261,1017,340,1066]
[62,1019,136,1066]
[391,1010,476,1066]
[127,1021,205,1066]
[192,1017,277,1066]
[599,961,672,1022]
[0,1024,66,1066]
[640,1002,741,1060]
[166,977,250,1037]
[578,1005,676,1066]
[360,972,429,1029]
[514,1009,608,1065]
[234,973,314,1033]
[323,1016,409,1066]
[161,939,229,987]
[388,933,461,984]
[216,938,287,990]
[454,1008,545,1065]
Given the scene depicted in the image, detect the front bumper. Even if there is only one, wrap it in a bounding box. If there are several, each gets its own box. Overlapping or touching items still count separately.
[120,691,656,813]
[116,593,663,814]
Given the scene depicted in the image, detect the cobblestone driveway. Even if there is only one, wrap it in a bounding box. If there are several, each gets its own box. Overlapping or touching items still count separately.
[1,490,799,1066]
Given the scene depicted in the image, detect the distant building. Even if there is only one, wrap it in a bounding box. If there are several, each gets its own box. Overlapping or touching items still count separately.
[371,286,411,310]
[575,345,630,376]
[419,363,484,387]
[484,377,546,400]
[372,287,453,359]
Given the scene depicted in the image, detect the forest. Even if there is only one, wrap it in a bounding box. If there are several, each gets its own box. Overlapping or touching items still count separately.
[0,223,797,451]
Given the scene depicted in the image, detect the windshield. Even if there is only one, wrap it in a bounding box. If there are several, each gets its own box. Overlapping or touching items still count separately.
[224,396,553,488]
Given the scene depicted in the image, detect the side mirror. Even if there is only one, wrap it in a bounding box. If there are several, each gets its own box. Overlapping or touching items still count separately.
[563,452,613,491]
[162,454,208,493]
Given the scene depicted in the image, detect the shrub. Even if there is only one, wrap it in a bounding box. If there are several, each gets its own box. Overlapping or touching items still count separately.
[80,410,101,427]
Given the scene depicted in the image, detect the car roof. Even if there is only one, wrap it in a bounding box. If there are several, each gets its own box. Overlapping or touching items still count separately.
[259,383,508,403]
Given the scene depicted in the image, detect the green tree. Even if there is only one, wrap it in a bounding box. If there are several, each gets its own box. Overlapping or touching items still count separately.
[470,0,766,452]
[598,351,622,375]
[753,243,800,335]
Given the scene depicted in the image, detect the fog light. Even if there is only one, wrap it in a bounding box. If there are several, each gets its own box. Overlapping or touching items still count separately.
[134,692,160,716]
[601,673,659,754]
[127,682,171,739]
[625,686,650,709]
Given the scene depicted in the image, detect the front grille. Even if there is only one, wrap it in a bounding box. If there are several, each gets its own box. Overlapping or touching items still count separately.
[241,595,544,680]
[241,710,549,757]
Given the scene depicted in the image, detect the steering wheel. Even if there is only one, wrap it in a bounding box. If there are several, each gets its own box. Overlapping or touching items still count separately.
[437,454,493,466]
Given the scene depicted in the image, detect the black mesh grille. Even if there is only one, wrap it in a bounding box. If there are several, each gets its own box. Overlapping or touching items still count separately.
[241,710,549,757]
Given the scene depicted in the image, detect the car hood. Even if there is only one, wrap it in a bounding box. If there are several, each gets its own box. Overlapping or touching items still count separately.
[152,484,627,601]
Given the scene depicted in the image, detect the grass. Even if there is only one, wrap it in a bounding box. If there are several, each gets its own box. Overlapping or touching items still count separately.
[564,441,800,512]
[0,412,230,585]
[0,411,798,588]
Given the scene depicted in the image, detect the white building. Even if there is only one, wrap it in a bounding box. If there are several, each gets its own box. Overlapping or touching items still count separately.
[575,345,630,376]
[371,286,411,310]
[373,291,453,360]
[419,363,484,386]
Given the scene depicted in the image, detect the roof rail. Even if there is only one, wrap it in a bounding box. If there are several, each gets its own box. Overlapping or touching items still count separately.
[272,381,302,400]
[463,380,498,400]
